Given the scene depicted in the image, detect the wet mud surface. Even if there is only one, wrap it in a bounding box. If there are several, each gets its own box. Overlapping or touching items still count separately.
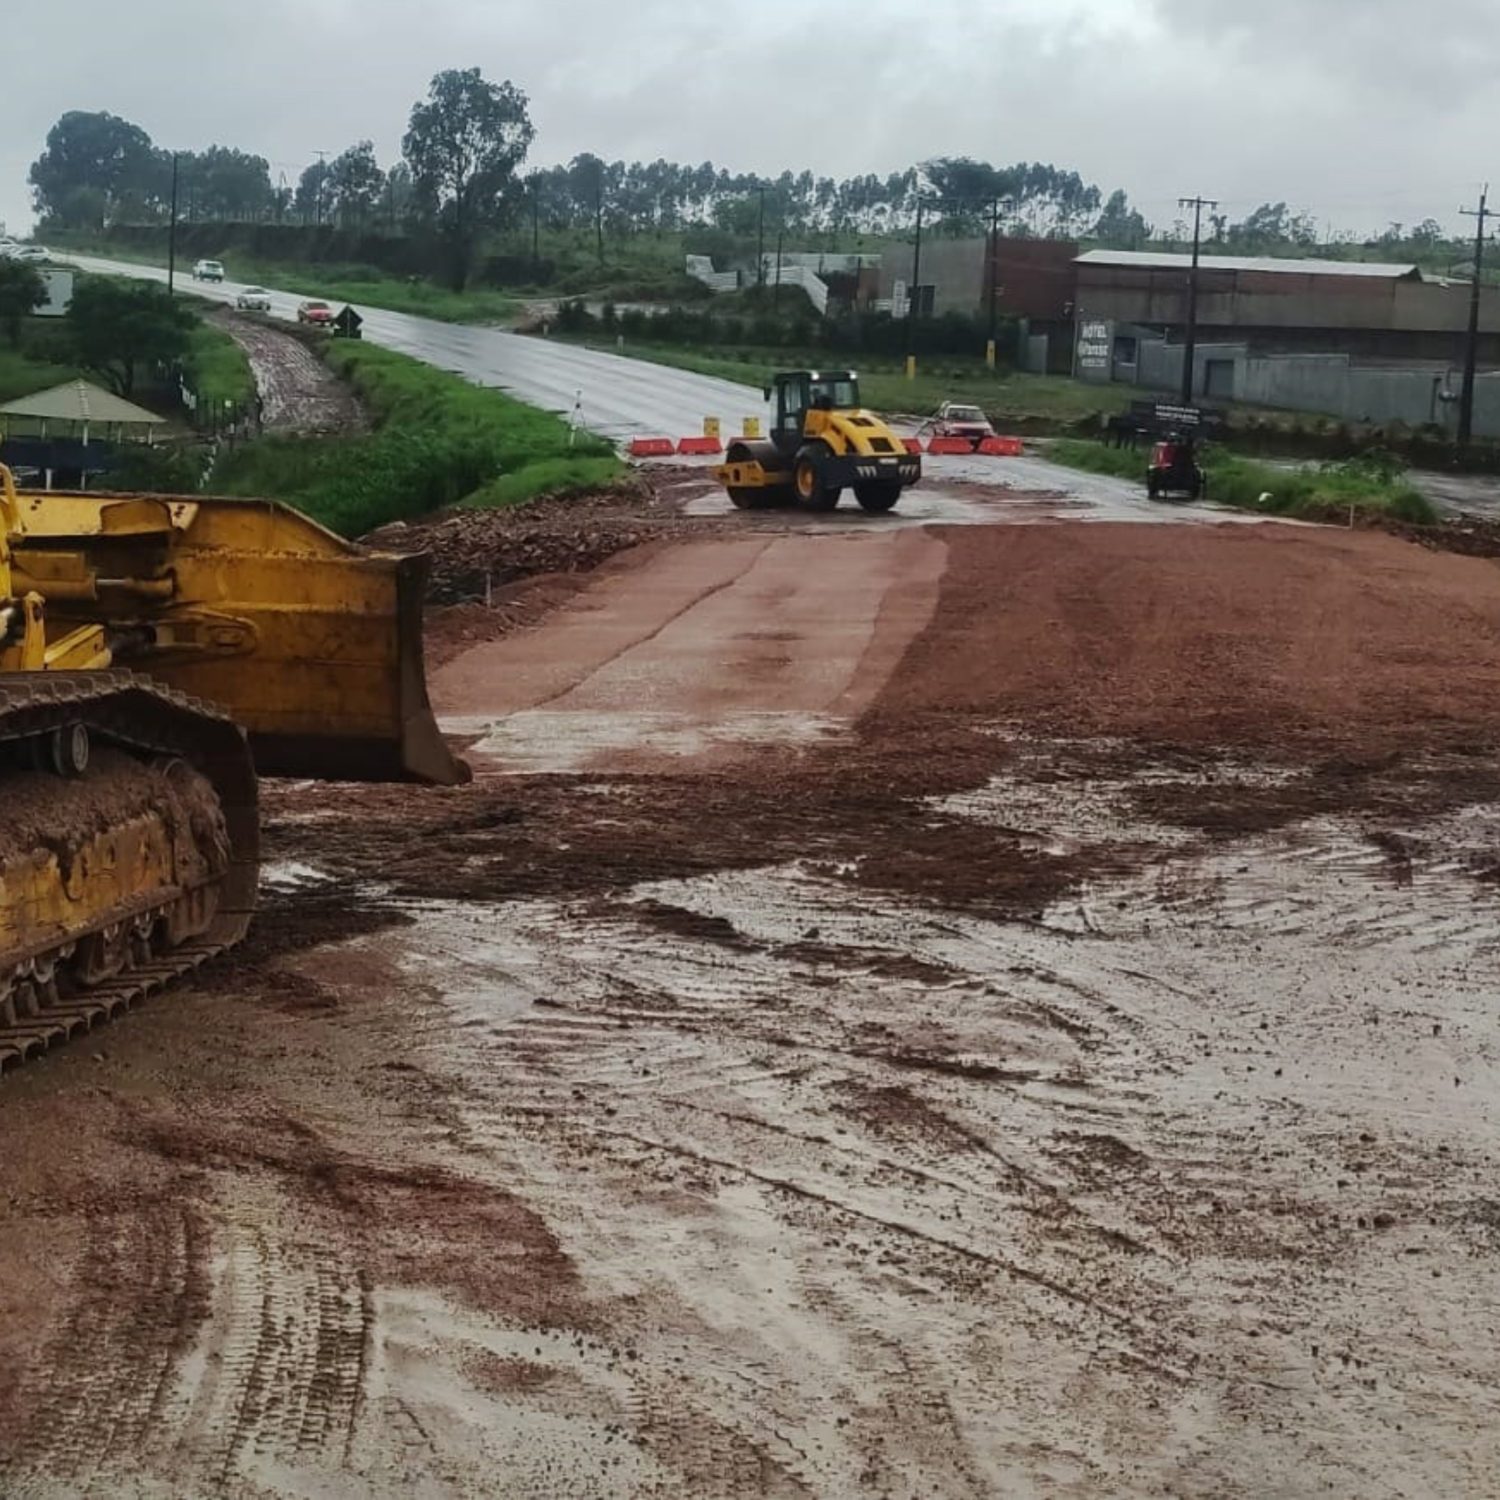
[4,513,1500,1495]
[210,310,367,436]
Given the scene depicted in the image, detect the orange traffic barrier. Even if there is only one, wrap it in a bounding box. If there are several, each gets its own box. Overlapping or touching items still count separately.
[628,437,676,457]
[926,436,975,455]
[979,435,1024,456]
[902,437,923,454]
[676,436,724,455]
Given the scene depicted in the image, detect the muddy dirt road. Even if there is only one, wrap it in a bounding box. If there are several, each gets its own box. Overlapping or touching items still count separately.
[5,498,1500,1497]
[210,310,366,436]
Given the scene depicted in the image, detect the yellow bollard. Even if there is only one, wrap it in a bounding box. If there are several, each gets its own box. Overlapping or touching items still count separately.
[742,416,761,439]
[985,339,997,370]
[905,355,917,380]
[704,417,721,440]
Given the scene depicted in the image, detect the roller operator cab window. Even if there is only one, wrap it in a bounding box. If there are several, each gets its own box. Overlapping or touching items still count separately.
[777,377,808,436]
[809,376,860,411]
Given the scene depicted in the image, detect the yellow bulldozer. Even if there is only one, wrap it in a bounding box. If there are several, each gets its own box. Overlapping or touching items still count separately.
[714,370,921,513]
[0,462,466,1072]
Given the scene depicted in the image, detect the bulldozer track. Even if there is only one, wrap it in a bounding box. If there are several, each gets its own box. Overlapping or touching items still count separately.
[0,670,258,1076]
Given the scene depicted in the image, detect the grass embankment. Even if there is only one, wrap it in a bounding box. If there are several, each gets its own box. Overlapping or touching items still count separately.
[571,339,1132,425]
[185,322,255,411]
[58,237,520,325]
[0,345,79,402]
[248,266,520,325]
[212,340,621,536]
[1048,438,1438,524]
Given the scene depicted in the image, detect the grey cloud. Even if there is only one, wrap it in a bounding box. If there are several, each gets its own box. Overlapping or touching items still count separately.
[3,0,1497,240]
[1150,0,1500,95]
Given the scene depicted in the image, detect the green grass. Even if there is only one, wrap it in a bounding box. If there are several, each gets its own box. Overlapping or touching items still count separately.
[212,340,622,536]
[186,322,254,412]
[56,237,521,325]
[1047,438,1438,524]
[1044,439,1148,481]
[0,344,79,403]
[249,266,520,325]
[561,338,1134,426]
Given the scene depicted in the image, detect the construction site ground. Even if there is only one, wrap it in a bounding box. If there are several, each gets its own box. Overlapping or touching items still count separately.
[4,469,1500,1497]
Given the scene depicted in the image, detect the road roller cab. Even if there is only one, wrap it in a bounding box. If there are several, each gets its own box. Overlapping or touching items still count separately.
[714,370,921,514]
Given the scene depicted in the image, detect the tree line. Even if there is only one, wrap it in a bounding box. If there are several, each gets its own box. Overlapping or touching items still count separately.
[29,98,1138,240]
[27,74,1473,291]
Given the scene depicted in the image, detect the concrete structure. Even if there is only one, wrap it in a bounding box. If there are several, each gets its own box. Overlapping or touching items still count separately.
[685,255,740,294]
[877,236,1078,373]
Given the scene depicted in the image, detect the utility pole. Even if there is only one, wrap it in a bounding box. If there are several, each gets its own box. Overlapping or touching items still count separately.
[774,223,784,308]
[531,175,541,275]
[757,183,766,290]
[166,152,180,296]
[986,197,1001,369]
[594,167,604,269]
[1178,194,1217,404]
[1458,185,1493,447]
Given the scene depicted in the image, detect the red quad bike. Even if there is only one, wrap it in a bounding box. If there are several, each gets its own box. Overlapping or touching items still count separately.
[1146,435,1206,501]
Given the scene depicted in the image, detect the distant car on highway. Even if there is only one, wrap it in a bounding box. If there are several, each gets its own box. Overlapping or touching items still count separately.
[12,246,54,264]
[192,258,225,283]
[296,299,334,326]
[925,402,996,448]
[235,286,272,312]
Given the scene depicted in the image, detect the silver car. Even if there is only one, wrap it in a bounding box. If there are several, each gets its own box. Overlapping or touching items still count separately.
[235,286,272,312]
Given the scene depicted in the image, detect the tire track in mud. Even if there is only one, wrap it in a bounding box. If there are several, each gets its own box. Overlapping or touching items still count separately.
[169,1179,372,1488]
[410,871,1199,1401]
[2,1173,375,1495]
[2,1199,209,1491]
[362,800,1500,1494]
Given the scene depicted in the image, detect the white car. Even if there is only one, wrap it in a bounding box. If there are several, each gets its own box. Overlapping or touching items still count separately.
[235,286,272,312]
[13,246,52,264]
[192,259,225,282]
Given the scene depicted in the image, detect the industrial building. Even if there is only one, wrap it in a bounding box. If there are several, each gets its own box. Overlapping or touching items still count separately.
[1072,249,1500,434]
[878,238,1500,435]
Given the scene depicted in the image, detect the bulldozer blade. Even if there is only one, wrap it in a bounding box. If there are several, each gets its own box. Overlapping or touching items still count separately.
[247,553,471,785]
[13,492,471,786]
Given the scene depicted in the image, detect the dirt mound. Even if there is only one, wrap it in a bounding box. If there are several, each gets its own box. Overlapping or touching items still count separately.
[366,473,729,606]
[1379,510,1500,558]
[879,521,1500,756]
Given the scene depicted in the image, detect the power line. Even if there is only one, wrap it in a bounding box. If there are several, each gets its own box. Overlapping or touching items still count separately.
[1457,184,1494,447]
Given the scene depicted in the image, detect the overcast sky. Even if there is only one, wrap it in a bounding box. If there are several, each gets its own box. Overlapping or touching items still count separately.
[5,0,1495,241]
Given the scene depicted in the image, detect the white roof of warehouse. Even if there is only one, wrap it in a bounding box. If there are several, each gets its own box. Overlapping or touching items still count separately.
[1076,249,1423,280]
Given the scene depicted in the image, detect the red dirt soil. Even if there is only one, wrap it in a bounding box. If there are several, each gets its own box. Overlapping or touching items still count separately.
[880,521,1500,754]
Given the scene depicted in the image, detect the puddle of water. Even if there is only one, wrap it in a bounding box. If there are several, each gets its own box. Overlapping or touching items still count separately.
[384,901,545,1027]
[445,708,846,773]
[260,860,335,891]
[934,753,1305,854]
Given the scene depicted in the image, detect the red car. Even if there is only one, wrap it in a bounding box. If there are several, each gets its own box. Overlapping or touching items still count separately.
[926,402,995,449]
[297,299,334,326]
